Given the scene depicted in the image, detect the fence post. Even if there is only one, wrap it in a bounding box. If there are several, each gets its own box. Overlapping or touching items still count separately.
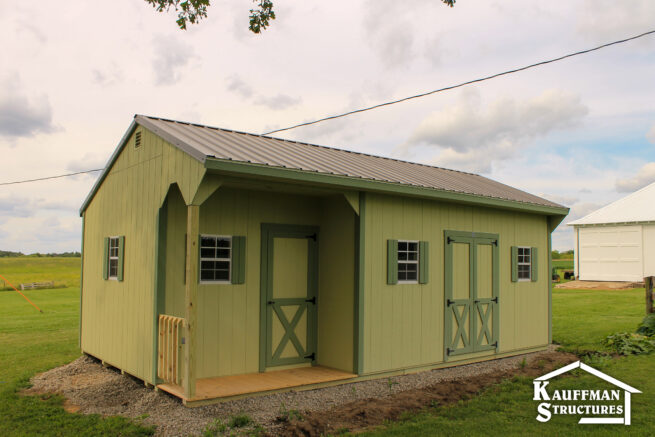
[646,276,654,315]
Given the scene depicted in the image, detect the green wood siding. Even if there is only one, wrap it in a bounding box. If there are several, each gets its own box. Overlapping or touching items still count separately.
[81,127,206,384]
[362,193,549,375]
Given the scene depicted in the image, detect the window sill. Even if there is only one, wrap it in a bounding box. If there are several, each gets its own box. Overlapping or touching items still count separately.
[199,281,231,285]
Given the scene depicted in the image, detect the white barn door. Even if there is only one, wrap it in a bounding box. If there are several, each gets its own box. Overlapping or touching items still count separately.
[578,225,643,281]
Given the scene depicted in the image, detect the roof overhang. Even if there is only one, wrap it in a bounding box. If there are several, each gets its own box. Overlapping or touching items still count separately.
[204,157,570,218]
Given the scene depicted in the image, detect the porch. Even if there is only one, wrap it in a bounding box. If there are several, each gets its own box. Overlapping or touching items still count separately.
[157,365,356,406]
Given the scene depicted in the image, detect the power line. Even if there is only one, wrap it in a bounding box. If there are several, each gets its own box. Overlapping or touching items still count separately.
[263,28,655,135]
[3,29,655,187]
[0,169,103,186]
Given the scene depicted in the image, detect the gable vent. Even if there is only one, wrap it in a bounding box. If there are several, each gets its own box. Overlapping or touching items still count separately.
[135,131,142,149]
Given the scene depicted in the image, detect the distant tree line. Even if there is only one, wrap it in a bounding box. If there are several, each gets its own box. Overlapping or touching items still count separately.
[0,250,81,258]
[551,250,574,259]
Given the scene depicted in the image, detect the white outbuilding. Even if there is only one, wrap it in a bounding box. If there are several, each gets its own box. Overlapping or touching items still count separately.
[568,181,655,282]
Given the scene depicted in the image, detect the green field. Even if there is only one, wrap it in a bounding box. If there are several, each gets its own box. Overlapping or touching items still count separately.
[1,258,653,436]
[0,262,153,436]
[0,257,81,290]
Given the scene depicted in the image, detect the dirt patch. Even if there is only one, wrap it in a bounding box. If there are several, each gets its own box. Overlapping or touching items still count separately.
[22,348,576,436]
[555,280,643,290]
[276,351,577,436]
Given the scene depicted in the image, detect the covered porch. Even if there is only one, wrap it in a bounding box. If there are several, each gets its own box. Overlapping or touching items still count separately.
[153,173,364,405]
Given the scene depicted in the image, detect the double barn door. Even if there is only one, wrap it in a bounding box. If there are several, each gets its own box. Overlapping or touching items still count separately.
[444,231,500,358]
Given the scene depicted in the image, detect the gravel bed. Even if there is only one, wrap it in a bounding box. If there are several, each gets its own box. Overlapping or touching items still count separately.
[25,346,559,436]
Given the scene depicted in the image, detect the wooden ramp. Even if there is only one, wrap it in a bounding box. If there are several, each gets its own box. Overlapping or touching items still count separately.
[157,366,356,406]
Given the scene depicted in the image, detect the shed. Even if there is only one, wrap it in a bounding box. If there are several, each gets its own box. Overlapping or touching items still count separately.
[569,181,655,282]
[79,115,568,405]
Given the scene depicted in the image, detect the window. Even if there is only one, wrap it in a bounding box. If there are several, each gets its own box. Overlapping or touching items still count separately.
[108,237,119,279]
[200,235,231,282]
[398,240,419,283]
[517,247,531,281]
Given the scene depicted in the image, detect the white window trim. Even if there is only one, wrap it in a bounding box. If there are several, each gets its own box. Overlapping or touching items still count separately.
[108,236,119,281]
[199,234,232,284]
[517,246,531,282]
[397,239,420,284]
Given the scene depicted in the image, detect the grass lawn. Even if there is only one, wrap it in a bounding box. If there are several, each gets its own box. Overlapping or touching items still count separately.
[1,260,652,436]
[366,287,653,436]
[0,287,153,436]
[0,257,81,290]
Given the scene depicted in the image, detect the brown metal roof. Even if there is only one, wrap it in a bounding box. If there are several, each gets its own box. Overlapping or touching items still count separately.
[134,115,565,210]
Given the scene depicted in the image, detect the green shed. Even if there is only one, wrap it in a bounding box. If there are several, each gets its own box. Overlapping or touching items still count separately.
[79,115,568,405]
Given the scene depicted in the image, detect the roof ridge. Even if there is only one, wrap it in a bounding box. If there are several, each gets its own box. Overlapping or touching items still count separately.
[136,114,481,178]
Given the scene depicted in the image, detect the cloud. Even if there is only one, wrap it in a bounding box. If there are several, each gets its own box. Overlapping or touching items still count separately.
[226,75,253,98]
[402,89,588,173]
[538,194,578,207]
[647,124,655,144]
[152,36,195,85]
[92,64,124,86]
[615,162,655,192]
[0,73,55,139]
[255,94,301,110]
[363,0,416,68]
[578,0,655,43]
[66,153,107,173]
[0,196,34,219]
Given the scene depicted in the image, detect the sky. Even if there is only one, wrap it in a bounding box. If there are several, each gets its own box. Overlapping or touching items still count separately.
[1,0,654,253]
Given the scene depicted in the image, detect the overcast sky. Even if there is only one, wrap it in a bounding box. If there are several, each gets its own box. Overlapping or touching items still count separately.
[1,0,654,253]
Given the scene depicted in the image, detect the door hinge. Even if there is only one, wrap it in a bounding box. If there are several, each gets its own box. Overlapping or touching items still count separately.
[304,352,315,360]
[305,296,316,304]
[492,240,498,246]
[306,233,317,241]
[267,300,275,305]
[446,298,455,306]
[446,347,452,356]
[447,236,454,244]
[492,297,498,304]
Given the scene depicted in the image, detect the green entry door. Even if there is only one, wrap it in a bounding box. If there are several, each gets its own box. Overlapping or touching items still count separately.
[260,224,318,370]
[444,231,499,359]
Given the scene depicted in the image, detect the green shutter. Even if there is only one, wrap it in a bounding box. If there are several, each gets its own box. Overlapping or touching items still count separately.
[511,246,518,282]
[419,241,429,284]
[387,239,398,285]
[102,237,109,280]
[117,236,125,281]
[231,236,246,284]
[531,247,538,282]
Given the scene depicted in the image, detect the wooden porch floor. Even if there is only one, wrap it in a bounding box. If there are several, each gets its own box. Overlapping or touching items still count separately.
[157,366,356,405]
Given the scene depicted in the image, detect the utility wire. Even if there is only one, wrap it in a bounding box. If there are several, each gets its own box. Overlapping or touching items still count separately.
[0,169,103,186]
[263,28,655,135]
[2,29,655,187]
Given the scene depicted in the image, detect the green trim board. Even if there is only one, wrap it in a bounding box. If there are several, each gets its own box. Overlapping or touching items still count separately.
[79,214,85,348]
[152,200,168,384]
[102,237,109,280]
[443,230,499,360]
[354,192,366,375]
[260,223,319,371]
[204,159,569,217]
[118,236,125,281]
[547,234,552,344]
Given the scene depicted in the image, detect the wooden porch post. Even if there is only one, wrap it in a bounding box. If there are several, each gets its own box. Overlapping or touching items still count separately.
[184,205,199,398]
